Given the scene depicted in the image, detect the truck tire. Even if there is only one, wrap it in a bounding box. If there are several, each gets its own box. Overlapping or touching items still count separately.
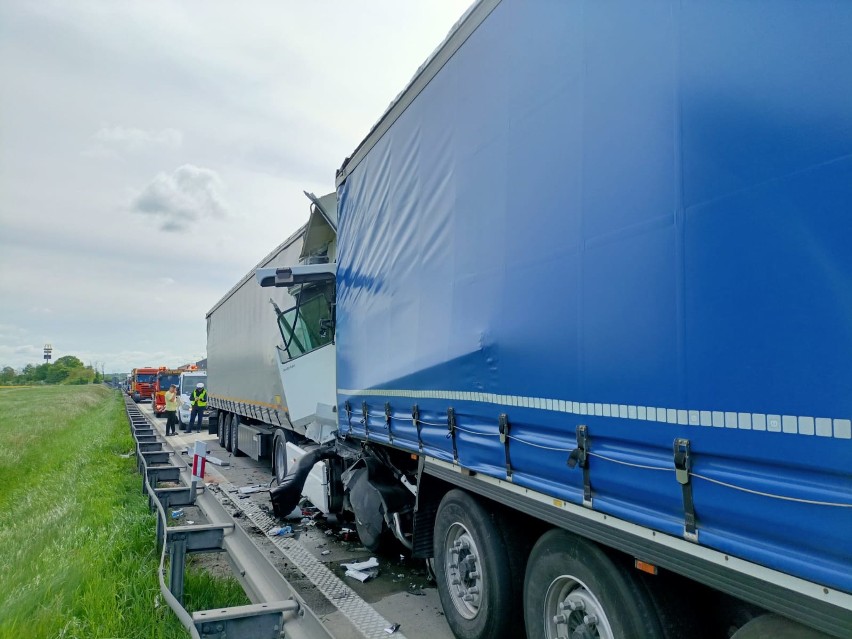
[230,414,243,457]
[223,414,233,452]
[433,489,516,639]
[218,412,227,448]
[523,529,663,639]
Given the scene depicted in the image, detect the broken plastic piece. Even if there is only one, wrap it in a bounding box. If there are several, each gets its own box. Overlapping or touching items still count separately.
[341,557,379,571]
[269,526,293,536]
[238,484,266,495]
[284,506,303,519]
[345,568,378,582]
[385,623,401,634]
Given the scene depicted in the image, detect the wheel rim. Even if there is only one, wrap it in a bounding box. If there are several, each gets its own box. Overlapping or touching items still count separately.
[274,439,287,483]
[443,522,484,620]
[544,575,614,639]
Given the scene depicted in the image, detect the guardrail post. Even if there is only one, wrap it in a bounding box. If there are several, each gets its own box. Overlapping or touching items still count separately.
[169,533,188,604]
[156,513,165,551]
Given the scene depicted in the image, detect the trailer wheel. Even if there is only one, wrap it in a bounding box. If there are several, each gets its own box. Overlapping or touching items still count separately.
[524,529,663,639]
[433,489,515,639]
[223,414,233,452]
[217,412,227,448]
[230,415,243,457]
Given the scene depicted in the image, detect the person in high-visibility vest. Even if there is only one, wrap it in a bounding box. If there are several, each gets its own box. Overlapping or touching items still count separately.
[188,382,208,433]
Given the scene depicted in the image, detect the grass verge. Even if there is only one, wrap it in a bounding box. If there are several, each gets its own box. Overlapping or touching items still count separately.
[0,386,248,639]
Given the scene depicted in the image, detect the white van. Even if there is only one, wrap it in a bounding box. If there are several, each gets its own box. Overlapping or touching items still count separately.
[177,370,207,427]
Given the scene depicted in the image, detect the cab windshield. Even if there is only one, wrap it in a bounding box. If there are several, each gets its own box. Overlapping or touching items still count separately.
[181,376,206,395]
[136,374,155,383]
[158,374,180,388]
[277,282,334,360]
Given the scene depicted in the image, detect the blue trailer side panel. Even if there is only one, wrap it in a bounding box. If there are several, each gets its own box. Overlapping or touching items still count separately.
[336,0,852,593]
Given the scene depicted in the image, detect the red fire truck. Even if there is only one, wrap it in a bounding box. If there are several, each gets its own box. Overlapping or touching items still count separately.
[152,367,182,416]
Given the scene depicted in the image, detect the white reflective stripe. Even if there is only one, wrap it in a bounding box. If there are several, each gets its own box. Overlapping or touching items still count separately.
[337,388,851,439]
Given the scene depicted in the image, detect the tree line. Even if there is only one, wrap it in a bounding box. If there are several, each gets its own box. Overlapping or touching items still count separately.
[0,356,104,385]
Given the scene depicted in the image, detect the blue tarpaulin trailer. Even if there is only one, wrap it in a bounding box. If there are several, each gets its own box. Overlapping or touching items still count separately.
[329,1,852,637]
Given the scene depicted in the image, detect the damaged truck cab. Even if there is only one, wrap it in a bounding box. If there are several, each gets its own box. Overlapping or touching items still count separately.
[255,192,418,553]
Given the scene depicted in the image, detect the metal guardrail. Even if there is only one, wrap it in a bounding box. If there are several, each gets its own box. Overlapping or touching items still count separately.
[124,395,333,639]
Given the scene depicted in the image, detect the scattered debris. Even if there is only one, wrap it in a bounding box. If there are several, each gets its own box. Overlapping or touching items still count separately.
[238,484,267,495]
[302,506,320,515]
[118,451,135,459]
[345,568,378,583]
[269,526,293,537]
[204,454,229,467]
[170,509,184,520]
[283,506,303,519]
[321,550,331,556]
[342,557,380,582]
[186,520,195,525]
[342,558,379,571]
[384,623,401,634]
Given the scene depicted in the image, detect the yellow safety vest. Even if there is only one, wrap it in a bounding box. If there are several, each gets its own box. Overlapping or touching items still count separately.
[192,389,208,407]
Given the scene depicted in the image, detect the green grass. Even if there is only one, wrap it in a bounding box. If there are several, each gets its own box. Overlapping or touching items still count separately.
[0,386,248,639]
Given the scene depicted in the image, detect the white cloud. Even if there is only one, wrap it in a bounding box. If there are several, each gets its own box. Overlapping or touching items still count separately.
[0,343,43,369]
[95,125,183,150]
[82,126,183,159]
[131,164,229,231]
[28,306,54,315]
